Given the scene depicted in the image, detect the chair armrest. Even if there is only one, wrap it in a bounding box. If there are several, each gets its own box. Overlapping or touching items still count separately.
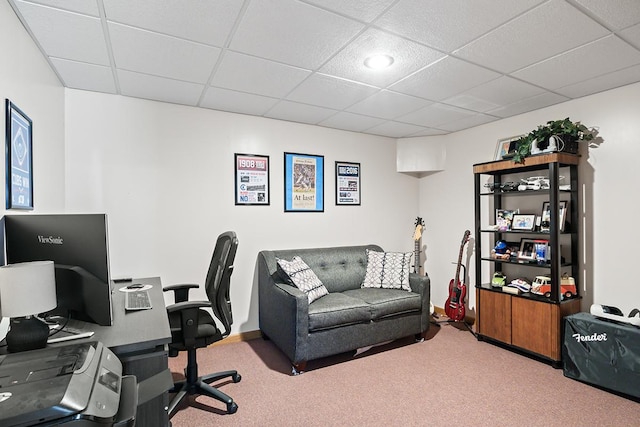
[166,300,211,347]
[164,283,199,303]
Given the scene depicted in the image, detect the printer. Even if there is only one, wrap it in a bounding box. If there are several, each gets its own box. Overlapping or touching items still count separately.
[0,341,137,427]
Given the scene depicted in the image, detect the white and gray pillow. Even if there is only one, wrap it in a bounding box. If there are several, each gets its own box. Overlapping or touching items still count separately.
[276,256,329,303]
[361,249,412,291]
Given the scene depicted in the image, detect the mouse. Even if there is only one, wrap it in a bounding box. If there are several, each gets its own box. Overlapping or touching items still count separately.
[126,283,145,289]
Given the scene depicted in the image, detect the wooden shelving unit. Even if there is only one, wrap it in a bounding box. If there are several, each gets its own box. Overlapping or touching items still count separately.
[473,153,581,365]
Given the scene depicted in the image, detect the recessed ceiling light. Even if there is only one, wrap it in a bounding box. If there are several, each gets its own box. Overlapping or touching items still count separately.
[364,54,394,70]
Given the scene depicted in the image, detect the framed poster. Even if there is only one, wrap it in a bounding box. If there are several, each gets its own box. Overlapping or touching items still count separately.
[284,152,324,212]
[234,153,270,205]
[5,99,33,210]
[335,161,360,205]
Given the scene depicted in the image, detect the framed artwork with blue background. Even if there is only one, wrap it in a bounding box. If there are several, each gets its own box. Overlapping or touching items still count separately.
[284,152,324,212]
[5,99,33,210]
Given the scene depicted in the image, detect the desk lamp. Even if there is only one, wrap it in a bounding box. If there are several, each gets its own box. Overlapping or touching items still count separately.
[0,261,57,352]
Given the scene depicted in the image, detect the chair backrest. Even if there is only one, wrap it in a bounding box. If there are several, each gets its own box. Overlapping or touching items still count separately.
[204,231,239,337]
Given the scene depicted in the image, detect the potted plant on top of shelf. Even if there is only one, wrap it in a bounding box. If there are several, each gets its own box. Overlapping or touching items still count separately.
[512,118,594,163]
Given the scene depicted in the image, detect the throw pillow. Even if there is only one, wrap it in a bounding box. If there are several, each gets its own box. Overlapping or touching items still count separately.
[276,256,329,304]
[361,249,412,291]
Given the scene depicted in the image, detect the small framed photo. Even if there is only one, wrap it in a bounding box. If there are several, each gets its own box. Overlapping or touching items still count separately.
[511,214,536,231]
[519,238,549,261]
[234,153,270,205]
[540,201,568,232]
[495,209,518,231]
[335,161,360,205]
[284,152,324,212]
[5,99,33,210]
[494,135,522,161]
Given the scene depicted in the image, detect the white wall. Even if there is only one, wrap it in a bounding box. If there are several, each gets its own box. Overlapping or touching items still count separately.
[416,82,640,317]
[64,90,420,334]
[0,0,65,336]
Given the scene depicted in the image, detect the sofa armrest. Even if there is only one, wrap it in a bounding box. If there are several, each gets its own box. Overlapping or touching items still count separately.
[258,252,310,363]
[409,272,431,331]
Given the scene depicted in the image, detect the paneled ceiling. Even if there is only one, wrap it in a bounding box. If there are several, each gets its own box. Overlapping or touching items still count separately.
[8,0,640,138]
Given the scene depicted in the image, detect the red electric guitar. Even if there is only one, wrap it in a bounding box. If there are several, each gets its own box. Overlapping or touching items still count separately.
[445,230,470,322]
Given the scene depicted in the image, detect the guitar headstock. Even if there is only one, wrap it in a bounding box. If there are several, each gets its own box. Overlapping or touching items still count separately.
[461,230,471,244]
[413,217,425,241]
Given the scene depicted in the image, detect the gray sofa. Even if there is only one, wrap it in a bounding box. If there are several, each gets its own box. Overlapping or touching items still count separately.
[258,244,431,374]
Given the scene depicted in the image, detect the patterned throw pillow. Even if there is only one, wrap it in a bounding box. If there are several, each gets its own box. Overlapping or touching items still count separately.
[361,250,412,291]
[276,256,329,304]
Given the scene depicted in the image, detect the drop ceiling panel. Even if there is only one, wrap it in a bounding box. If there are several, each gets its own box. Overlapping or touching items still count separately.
[574,0,640,30]
[487,92,569,118]
[118,70,205,106]
[103,0,243,46]
[19,0,99,16]
[365,121,426,138]
[108,22,221,84]
[391,56,501,101]
[347,90,432,120]
[556,63,640,98]
[398,103,478,128]
[264,100,338,125]
[319,112,386,133]
[455,0,610,73]
[229,0,364,69]
[50,58,116,93]
[513,35,640,90]
[13,0,109,65]
[211,51,311,98]
[319,28,445,87]
[620,23,640,49]
[285,73,378,110]
[444,76,545,112]
[375,0,546,52]
[300,0,397,23]
[201,87,280,116]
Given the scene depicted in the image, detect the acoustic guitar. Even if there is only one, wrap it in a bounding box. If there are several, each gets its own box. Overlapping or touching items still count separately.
[412,217,425,274]
[445,230,470,322]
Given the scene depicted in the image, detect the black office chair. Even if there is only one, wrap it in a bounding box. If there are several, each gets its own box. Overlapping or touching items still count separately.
[164,231,241,416]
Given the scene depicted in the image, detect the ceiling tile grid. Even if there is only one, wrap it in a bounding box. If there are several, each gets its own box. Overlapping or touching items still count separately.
[7,0,640,138]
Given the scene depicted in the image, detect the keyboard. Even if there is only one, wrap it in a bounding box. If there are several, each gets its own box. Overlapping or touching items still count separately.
[125,290,152,310]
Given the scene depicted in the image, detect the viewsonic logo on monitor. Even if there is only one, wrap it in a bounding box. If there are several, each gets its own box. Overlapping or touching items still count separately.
[38,235,64,245]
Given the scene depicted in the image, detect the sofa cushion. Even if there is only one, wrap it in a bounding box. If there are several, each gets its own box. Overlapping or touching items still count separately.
[308,293,372,331]
[361,250,412,291]
[276,256,329,304]
[343,288,422,320]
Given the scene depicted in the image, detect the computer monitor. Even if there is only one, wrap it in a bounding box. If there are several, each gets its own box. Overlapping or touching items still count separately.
[3,214,113,326]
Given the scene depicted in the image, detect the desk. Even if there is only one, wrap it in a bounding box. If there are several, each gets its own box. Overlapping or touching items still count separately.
[66,277,171,426]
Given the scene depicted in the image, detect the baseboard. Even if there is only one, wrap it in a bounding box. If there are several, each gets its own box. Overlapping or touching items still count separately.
[211,329,263,346]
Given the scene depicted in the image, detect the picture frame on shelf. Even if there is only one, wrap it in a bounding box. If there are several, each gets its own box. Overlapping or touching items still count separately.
[511,214,536,231]
[234,153,270,205]
[284,152,324,212]
[540,201,568,232]
[519,238,549,261]
[494,135,522,161]
[5,99,33,210]
[495,209,518,231]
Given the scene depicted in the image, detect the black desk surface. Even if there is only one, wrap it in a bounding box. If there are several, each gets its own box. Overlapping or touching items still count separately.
[0,277,171,356]
[66,276,171,355]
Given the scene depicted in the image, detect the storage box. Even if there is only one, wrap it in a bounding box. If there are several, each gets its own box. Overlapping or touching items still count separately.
[563,312,640,399]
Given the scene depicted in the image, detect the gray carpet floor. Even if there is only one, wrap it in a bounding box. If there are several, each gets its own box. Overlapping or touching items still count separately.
[168,321,640,426]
